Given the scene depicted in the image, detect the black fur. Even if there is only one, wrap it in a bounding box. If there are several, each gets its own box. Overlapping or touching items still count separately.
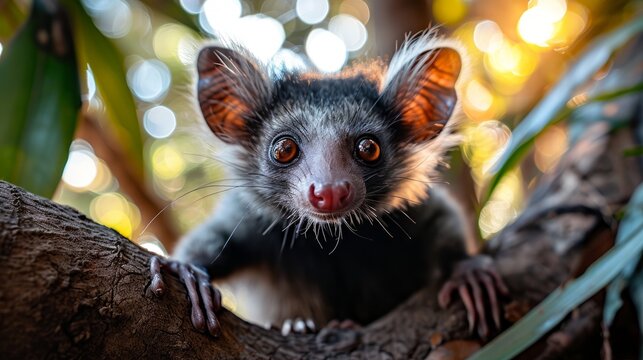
[174,43,468,327]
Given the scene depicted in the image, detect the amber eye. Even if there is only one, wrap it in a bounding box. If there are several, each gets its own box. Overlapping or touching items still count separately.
[272,137,299,164]
[356,137,381,163]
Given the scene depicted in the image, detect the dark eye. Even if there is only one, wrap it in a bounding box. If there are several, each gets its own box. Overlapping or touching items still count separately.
[356,137,381,163]
[272,137,299,164]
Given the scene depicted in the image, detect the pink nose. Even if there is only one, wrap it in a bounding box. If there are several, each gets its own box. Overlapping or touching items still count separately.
[308,182,353,212]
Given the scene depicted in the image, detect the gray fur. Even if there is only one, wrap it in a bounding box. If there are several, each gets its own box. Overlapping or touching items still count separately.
[174,32,471,327]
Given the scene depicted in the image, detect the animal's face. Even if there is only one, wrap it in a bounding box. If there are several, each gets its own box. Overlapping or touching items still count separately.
[196,36,462,227]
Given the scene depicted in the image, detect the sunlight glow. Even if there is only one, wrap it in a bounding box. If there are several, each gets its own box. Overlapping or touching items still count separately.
[465,80,493,112]
[90,193,141,239]
[138,235,168,257]
[473,20,503,53]
[62,150,98,189]
[518,0,568,47]
[230,15,286,63]
[200,0,242,36]
[152,143,186,180]
[306,29,347,73]
[432,0,467,25]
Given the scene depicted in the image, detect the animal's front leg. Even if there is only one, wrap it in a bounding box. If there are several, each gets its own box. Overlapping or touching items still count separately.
[438,255,510,339]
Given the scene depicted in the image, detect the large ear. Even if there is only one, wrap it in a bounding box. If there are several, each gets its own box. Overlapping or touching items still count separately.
[382,46,461,142]
[197,46,271,143]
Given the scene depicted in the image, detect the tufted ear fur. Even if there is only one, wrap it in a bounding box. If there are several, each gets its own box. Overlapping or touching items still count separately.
[197,46,272,144]
[382,44,461,143]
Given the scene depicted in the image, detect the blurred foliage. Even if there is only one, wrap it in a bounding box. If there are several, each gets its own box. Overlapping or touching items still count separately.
[66,0,145,176]
[486,17,643,201]
[0,1,80,197]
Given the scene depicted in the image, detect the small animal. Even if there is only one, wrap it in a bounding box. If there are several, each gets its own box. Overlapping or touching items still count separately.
[149,31,508,339]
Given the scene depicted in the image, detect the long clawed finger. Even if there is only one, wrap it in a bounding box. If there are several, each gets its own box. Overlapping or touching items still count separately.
[458,285,476,333]
[198,277,222,337]
[149,256,165,296]
[479,272,501,329]
[467,272,491,338]
[179,264,207,332]
[438,280,458,309]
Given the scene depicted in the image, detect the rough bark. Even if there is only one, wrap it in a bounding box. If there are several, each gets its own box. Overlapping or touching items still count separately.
[0,111,640,359]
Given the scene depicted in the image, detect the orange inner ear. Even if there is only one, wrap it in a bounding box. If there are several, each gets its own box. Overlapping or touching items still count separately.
[399,48,461,142]
[197,47,259,143]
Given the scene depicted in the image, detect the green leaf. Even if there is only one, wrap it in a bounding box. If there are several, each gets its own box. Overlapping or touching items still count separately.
[0,2,81,198]
[65,1,144,177]
[603,186,643,326]
[139,0,200,33]
[470,184,643,360]
[485,81,643,202]
[623,146,643,157]
[485,17,643,201]
[0,0,27,42]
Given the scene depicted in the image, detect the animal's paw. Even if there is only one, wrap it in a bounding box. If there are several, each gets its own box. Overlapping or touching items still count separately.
[438,255,510,339]
[326,319,361,330]
[281,318,317,336]
[149,256,222,337]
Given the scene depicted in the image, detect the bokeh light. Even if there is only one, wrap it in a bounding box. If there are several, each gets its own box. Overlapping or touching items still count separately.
[517,0,569,47]
[137,234,168,256]
[473,20,503,53]
[228,15,286,62]
[152,143,186,180]
[62,147,98,189]
[90,192,141,239]
[462,120,512,180]
[82,0,133,38]
[432,0,467,25]
[127,59,171,103]
[465,80,493,113]
[179,0,203,14]
[339,0,370,24]
[0,42,3,57]
[534,125,568,172]
[144,106,177,139]
[270,48,308,76]
[153,23,199,66]
[199,0,243,36]
[306,28,347,72]
[329,14,368,52]
[296,0,329,25]
[85,66,96,100]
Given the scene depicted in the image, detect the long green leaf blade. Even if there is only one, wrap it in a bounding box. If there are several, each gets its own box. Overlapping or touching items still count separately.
[485,81,643,200]
[486,17,643,199]
[471,184,643,360]
[139,0,200,33]
[65,1,144,177]
[0,2,81,198]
